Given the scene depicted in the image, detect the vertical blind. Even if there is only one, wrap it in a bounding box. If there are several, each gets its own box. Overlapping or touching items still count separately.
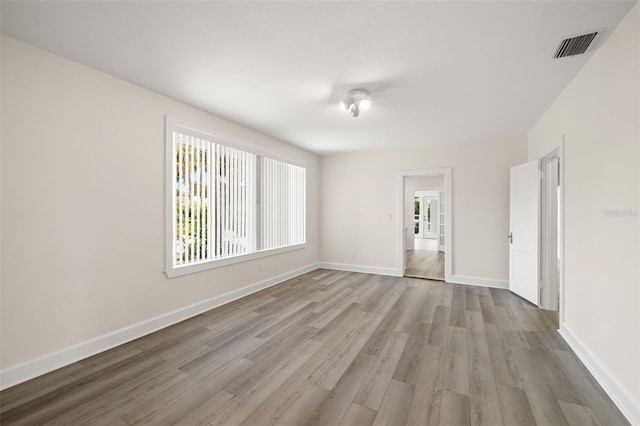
[261,157,306,250]
[171,128,305,269]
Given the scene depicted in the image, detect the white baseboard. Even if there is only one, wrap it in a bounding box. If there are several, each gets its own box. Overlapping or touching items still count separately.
[559,324,639,425]
[449,274,508,289]
[316,266,508,288]
[0,262,320,391]
[319,262,400,277]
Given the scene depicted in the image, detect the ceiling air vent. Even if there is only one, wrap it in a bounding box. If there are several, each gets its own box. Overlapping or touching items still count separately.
[553,30,602,59]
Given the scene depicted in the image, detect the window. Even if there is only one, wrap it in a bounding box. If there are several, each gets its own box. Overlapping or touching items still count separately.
[165,118,306,277]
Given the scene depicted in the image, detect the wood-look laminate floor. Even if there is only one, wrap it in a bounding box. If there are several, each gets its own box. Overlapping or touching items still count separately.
[405,249,445,280]
[0,270,628,426]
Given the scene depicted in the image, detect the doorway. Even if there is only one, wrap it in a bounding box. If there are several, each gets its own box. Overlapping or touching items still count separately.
[540,147,562,328]
[396,168,452,282]
[508,144,563,328]
[407,185,444,280]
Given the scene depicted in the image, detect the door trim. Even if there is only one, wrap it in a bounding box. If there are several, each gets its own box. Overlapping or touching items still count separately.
[396,168,452,281]
[539,139,565,323]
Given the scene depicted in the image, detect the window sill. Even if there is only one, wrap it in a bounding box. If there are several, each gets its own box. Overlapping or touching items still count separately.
[164,243,307,278]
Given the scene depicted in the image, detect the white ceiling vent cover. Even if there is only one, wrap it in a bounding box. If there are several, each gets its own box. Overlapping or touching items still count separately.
[553,30,604,59]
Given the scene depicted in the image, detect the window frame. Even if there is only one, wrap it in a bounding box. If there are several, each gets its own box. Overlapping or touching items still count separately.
[164,116,307,278]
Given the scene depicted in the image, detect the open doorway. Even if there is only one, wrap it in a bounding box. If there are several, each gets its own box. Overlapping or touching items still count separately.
[406,180,444,280]
[396,168,452,282]
[540,146,563,328]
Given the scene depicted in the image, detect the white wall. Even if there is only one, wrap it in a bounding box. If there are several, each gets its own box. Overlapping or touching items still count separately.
[0,36,320,372]
[528,4,639,421]
[320,137,527,281]
[404,175,444,249]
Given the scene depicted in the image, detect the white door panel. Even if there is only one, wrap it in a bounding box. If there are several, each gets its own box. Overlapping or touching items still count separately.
[509,159,540,305]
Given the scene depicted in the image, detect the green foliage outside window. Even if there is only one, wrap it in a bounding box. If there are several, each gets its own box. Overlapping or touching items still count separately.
[175,144,210,263]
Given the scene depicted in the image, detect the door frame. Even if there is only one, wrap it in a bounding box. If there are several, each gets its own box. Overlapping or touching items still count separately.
[396,168,452,280]
[540,140,565,324]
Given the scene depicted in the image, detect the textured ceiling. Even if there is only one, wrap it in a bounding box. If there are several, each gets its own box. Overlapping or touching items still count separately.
[1,1,636,154]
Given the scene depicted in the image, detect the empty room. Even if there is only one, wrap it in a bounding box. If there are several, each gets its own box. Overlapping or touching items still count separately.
[1,1,638,425]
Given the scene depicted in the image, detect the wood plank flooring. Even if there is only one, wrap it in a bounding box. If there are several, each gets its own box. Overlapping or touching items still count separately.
[0,270,628,425]
[405,249,444,280]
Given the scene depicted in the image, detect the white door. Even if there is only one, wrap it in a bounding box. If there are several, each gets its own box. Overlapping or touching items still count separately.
[509,159,540,305]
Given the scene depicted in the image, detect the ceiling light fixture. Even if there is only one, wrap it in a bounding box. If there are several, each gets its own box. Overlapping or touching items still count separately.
[339,89,371,118]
